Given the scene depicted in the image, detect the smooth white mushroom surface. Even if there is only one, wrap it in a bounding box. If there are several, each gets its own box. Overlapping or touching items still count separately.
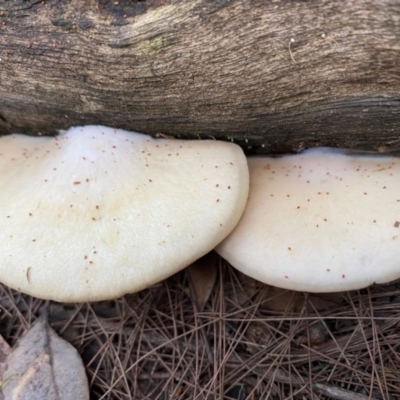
[0,126,249,302]
[216,148,400,292]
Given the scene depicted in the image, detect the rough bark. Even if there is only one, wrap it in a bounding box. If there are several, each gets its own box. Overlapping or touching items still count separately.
[0,0,399,153]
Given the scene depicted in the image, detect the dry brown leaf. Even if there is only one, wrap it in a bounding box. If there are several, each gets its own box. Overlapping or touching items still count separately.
[0,335,11,381]
[186,252,218,311]
[2,316,89,400]
[0,334,12,400]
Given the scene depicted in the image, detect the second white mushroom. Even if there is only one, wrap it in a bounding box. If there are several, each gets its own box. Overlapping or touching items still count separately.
[216,148,400,292]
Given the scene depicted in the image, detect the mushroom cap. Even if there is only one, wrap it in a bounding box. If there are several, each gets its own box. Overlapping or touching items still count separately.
[216,148,400,292]
[0,126,249,302]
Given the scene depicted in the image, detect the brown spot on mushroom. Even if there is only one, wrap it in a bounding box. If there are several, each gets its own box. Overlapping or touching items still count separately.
[394,221,400,228]
[73,181,81,185]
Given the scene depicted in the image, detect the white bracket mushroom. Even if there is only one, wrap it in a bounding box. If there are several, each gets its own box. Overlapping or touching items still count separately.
[216,148,400,292]
[0,126,249,302]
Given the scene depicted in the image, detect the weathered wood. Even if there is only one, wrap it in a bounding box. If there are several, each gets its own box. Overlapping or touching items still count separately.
[0,0,399,153]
